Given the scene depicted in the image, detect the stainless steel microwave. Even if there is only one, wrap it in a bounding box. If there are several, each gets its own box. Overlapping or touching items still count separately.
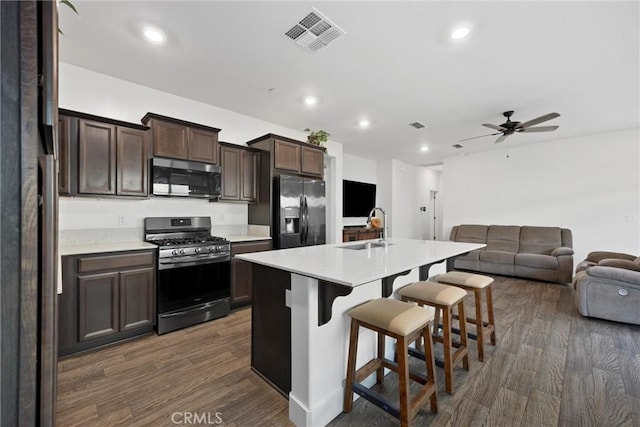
[152,157,221,198]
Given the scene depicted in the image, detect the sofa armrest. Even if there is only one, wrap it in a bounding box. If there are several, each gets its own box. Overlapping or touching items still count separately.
[586,251,636,263]
[598,259,640,272]
[586,266,640,286]
[551,247,574,257]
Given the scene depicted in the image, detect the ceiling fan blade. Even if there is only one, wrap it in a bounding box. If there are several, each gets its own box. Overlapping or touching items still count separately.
[459,132,501,142]
[518,125,559,133]
[494,134,507,144]
[482,123,506,131]
[517,112,560,129]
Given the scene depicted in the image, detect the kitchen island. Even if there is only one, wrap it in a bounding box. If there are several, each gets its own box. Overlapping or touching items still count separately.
[236,238,485,427]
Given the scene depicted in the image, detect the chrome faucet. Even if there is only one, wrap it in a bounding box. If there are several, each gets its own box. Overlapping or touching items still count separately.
[367,207,388,244]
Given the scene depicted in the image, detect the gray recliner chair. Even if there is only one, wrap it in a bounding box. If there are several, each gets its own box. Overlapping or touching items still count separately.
[573,251,640,325]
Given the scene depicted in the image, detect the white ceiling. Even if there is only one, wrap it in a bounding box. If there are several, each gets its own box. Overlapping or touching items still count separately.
[58,1,640,165]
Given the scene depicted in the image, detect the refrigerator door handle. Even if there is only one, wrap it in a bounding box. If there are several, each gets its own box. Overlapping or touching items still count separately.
[305,196,310,244]
[299,195,305,246]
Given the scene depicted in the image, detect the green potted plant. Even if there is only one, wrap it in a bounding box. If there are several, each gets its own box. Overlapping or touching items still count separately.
[304,128,330,148]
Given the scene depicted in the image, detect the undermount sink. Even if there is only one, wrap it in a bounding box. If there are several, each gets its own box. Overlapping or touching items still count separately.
[340,242,395,250]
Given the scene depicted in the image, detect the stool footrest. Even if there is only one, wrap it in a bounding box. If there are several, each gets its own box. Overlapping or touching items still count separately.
[437,324,478,341]
[408,347,445,369]
[352,383,401,420]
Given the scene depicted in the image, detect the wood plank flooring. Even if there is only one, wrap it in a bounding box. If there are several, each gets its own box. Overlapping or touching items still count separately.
[57,276,640,426]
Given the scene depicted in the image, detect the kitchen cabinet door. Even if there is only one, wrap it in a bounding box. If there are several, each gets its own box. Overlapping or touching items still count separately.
[77,271,120,342]
[231,240,272,307]
[117,127,149,196]
[221,146,241,200]
[78,119,117,195]
[274,139,301,173]
[301,146,324,177]
[188,127,218,164]
[119,267,155,331]
[231,259,252,306]
[151,119,188,160]
[240,150,258,202]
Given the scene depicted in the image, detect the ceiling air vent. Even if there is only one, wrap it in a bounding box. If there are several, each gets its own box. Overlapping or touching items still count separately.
[285,8,346,52]
[409,121,426,129]
[452,143,464,149]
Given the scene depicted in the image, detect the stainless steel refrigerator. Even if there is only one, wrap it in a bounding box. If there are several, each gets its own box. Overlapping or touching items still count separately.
[273,175,326,249]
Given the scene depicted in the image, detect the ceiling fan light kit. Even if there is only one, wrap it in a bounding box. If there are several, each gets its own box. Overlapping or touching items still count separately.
[461,110,560,144]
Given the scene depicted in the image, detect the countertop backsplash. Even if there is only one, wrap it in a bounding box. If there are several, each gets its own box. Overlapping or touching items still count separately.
[58,197,270,246]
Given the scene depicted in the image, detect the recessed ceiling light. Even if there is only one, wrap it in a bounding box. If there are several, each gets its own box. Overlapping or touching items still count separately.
[358,119,370,128]
[304,96,318,106]
[143,26,166,44]
[420,146,429,152]
[450,26,470,40]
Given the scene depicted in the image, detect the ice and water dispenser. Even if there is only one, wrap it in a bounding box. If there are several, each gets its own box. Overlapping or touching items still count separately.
[284,206,300,234]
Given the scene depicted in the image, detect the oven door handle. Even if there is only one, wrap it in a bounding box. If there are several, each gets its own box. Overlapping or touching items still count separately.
[159,301,225,318]
[160,254,229,264]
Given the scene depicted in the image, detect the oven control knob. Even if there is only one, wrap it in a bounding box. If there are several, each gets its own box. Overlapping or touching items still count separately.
[209,246,216,253]
[194,247,202,254]
[179,249,185,255]
[171,249,179,256]
[217,245,224,252]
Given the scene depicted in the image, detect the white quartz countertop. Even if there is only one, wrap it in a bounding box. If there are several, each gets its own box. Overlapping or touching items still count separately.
[235,239,485,287]
[226,235,272,243]
[60,241,157,256]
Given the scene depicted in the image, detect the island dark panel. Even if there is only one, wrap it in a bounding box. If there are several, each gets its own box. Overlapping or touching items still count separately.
[251,264,291,397]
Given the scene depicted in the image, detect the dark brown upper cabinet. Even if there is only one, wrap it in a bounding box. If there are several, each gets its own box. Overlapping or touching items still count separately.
[219,142,259,203]
[78,119,117,195]
[247,134,325,178]
[142,113,220,164]
[117,127,149,196]
[58,109,150,197]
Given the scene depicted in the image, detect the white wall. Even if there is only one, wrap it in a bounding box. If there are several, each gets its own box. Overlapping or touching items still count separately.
[58,63,344,243]
[442,128,640,264]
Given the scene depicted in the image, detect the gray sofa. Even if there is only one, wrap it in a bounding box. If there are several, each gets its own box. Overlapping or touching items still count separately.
[449,224,574,283]
[573,252,640,325]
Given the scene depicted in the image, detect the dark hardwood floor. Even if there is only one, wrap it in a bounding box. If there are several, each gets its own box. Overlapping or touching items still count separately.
[57,276,640,426]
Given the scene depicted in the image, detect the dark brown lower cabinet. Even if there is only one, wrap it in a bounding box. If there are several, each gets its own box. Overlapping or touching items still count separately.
[59,250,156,357]
[231,240,272,307]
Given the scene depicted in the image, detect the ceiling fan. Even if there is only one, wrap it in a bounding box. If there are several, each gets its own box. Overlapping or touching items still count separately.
[461,110,560,144]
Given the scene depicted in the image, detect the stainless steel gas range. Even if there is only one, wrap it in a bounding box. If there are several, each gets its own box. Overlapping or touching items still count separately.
[144,216,230,334]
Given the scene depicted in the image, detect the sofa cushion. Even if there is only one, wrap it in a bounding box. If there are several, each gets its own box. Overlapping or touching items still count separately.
[518,226,563,255]
[454,249,480,271]
[515,253,559,270]
[486,225,520,252]
[479,260,515,276]
[480,250,515,265]
[453,224,488,244]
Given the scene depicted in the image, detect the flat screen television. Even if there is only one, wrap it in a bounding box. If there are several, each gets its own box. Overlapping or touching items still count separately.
[343,180,376,217]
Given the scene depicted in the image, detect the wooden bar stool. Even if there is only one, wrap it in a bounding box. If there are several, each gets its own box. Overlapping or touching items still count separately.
[399,282,469,394]
[434,272,496,362]
[344,298,437,427]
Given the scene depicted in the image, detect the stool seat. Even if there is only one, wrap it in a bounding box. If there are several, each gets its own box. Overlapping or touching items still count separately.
[433,271,493,289]
[349,298,433,336]
[400,281,467,306]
